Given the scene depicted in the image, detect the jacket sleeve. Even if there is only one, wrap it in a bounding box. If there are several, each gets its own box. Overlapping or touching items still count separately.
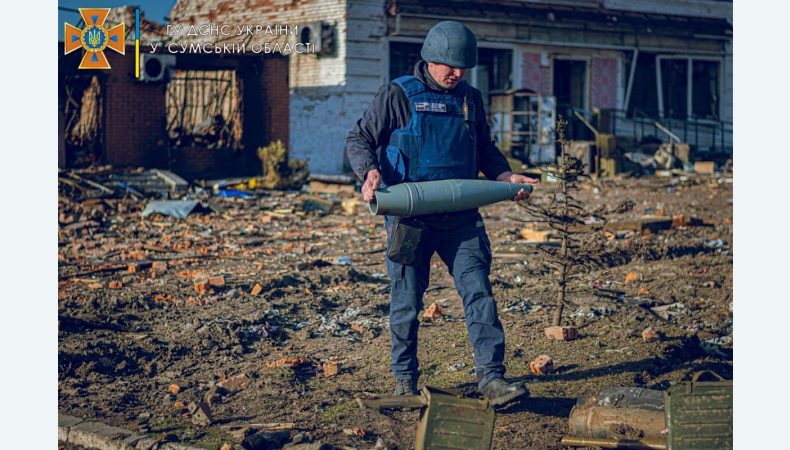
[344,83,409,182]
[472,89,513,180]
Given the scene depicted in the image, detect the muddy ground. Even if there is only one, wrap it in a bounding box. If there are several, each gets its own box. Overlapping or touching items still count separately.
[58,173,733,449]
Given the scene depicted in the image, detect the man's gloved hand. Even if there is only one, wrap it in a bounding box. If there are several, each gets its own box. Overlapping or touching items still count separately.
[496,171,539,201]
[362,169,382,202]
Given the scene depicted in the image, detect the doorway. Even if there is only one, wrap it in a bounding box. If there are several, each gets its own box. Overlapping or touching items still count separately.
[553,59,590,140]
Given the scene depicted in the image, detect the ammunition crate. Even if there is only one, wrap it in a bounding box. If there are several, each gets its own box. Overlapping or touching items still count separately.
[665,371,732,450]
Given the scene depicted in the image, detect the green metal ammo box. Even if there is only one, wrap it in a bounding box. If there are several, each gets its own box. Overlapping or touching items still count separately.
[415,386,495,450]
[664,371,733,449]
[356,386,496,450]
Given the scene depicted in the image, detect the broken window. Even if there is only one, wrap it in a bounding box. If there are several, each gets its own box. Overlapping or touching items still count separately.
[389,42,422,81]
[658,57,721,120]
[692,61,720,120]
[166,70,243,150]
[627,52,659,117]
[553,59,590,139]
[660,59,689,120]
[475,48,513,113]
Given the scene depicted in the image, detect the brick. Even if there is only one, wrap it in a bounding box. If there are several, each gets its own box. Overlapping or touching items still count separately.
[638,287,650,296]
[641,327,659,342]
[152,261,168,272]
[529,355,554,375]
[250,283,263,296]
[108,280,123,289]
[194,280,209,293]
[423,302,443,319]
[545,325,578,341]
[624,272,640,283]
[127,262,151,273]
[168,384,180,395]
[266,356,309,369]
[519,228,553,242]
[322,361,340,377]
[208,275,225,287]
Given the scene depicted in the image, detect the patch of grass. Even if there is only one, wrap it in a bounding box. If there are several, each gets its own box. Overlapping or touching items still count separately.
[318,398,357,422]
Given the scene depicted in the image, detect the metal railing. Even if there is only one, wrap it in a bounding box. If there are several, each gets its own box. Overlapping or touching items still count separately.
[565,108,732,154]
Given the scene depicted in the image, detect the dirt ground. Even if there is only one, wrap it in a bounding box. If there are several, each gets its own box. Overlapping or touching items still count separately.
[58,173,733,449]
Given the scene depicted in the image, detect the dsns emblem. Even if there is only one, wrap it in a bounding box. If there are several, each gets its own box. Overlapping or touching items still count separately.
[64,8,125,69]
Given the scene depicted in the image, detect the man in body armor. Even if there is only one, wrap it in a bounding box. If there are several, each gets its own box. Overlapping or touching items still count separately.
[345,21,538,406]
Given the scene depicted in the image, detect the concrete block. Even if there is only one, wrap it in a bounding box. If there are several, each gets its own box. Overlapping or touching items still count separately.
[69,420,134,450]
[58,414,84,442]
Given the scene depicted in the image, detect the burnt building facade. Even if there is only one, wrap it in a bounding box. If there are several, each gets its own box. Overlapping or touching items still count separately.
[154,0,732,174]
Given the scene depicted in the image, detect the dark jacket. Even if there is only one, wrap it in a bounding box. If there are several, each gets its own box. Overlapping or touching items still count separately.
[344,60,512,227]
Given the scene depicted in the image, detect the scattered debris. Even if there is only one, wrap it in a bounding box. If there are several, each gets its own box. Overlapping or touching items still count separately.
[218,373,250,393]
[322,361,340,377]
[257,140,309,190]
[641,327,659,343]
[188,400,213,426]
[423,303,444,319]
[545,326,578,341]
[266,356,309,369]
[529,355,554,375]
[624,272,641,284]
[141,200,201,219]
[448,362,467,372]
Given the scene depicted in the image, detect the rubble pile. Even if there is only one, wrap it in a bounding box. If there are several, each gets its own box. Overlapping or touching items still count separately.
[59,168,732,449]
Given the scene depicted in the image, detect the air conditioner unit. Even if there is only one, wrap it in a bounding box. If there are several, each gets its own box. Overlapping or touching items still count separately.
[139,53,176,82]
[297,22,336,56]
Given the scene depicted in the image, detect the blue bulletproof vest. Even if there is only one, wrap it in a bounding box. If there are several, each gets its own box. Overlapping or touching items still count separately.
[381,75,477,185]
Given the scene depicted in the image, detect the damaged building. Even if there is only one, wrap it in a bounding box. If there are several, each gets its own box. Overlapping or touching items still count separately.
[58,6,289,178]
[60,0,732,176]
[168,0,732,175]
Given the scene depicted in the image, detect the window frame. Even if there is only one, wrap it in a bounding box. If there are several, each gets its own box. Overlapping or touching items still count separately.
[655,55,723,122]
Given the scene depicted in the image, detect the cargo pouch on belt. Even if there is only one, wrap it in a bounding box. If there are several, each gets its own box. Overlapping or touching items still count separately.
[387,217,428,266]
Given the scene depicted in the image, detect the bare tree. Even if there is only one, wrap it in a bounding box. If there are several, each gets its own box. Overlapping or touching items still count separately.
[520,116,633,335]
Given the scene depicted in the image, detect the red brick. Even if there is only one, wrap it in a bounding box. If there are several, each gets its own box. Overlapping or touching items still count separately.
[544,326,578,341]
[529,355,554,375]
[250,283,263,296]
[322,361,340,377]
[152,261,168,272]
[208,275,225,287]
[641,327,659,342]
[423,303,443,319]
[194,280,209,293]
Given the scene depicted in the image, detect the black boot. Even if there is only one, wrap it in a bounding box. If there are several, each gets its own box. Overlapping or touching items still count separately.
[479,378,529,407]
[394,378,419,395]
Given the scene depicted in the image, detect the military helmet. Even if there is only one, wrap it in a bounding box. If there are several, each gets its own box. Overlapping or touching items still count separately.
[420,21,478,68]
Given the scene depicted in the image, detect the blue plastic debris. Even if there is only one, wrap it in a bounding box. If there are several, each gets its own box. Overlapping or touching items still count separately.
[219,189,255,199]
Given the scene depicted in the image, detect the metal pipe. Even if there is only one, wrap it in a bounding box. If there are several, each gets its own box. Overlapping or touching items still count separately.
[654,121,682,143]
[561,436,667,449]
[573,110,599,136]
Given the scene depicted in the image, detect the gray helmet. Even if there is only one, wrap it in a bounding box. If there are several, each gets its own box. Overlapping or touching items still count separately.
[420,21,478,68]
